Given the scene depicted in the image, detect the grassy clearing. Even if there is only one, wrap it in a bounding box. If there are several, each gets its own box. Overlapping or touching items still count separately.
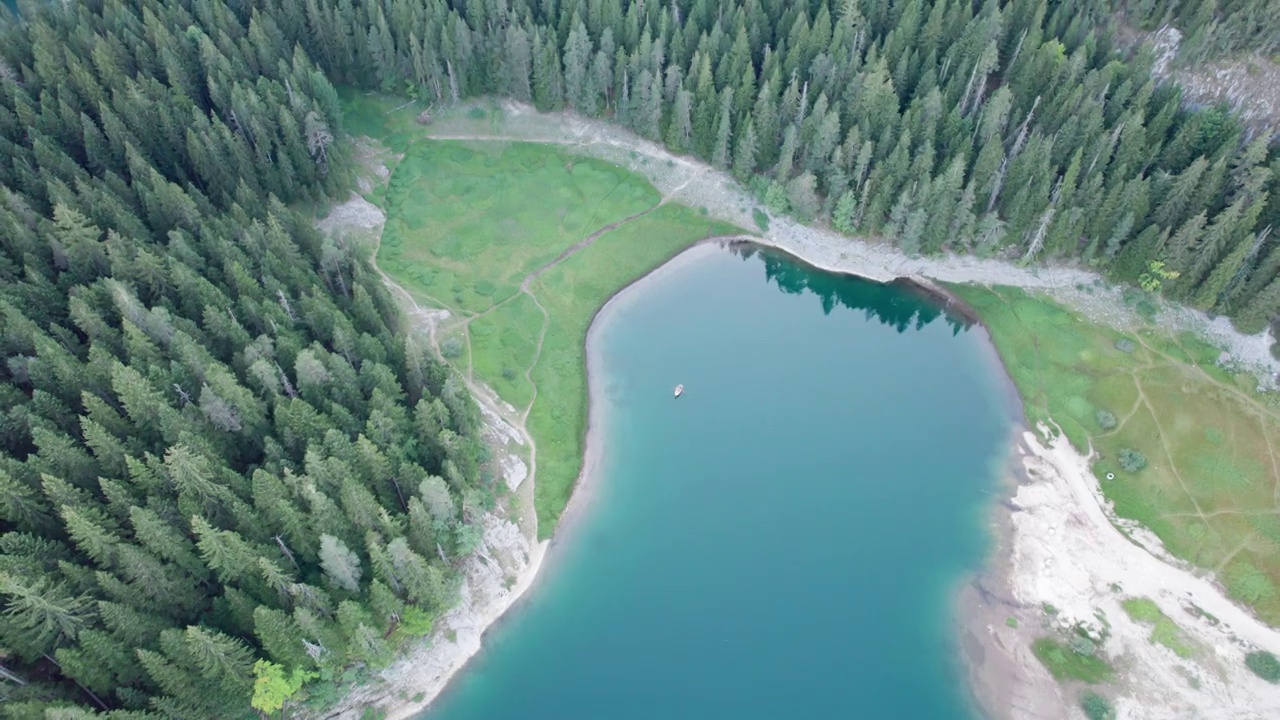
[363,116,745,534]
[950,284,1280,625]
[467,293,543,409]
[338,88,427,154]
[1121,598,1198,658]
[1032,637,1115,683]
[379,139,659,314]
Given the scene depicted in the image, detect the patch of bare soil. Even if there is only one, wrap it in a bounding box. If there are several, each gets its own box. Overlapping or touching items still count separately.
[316,193,386,237]
[1151,27,1280,133]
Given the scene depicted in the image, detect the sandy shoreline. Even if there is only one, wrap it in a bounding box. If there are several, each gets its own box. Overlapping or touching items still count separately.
[324,101,1280,719]
[956,442,1069,720]
[991,429,1280,719]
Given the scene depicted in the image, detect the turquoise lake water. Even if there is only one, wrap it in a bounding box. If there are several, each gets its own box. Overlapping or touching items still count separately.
[423,244,1014,719]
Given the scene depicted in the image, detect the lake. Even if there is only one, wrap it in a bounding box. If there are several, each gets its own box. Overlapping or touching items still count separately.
[421,243,1014,719]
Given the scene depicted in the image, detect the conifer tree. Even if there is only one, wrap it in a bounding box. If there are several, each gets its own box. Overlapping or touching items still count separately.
[732,119,758,182]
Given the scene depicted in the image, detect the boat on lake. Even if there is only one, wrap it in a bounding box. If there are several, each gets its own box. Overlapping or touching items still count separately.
[673,384,684,398]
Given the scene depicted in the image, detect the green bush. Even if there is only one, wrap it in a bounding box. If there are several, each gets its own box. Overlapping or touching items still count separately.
[440,336,464,359]
[1069,634,1098,657]
[1081,692,1116,720]
[1114,337,1136,353]
[1096,409,1118,430]
[303,680,341,710]
[1118,448,1147,472]
[752,207,770,232]
[764,181,789,215]
[1246,650,1280,683]
[1136,297,1158,322]
[785,173,820,221]
[399,606,435,637]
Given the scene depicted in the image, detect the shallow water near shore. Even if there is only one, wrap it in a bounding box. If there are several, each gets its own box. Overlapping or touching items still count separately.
[421,244,1014,720]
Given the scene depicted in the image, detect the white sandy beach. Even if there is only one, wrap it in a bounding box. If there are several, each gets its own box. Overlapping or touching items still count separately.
[968,428,1280,720]
[958,425,1280,720]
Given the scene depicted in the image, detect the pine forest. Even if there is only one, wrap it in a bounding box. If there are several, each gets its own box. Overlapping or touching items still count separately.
[0,0,1278,717]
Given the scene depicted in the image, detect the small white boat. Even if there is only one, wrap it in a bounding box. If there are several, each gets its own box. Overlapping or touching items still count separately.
[673,384,684,398]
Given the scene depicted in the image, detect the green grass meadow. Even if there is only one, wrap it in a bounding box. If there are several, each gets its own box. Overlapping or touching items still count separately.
[356,101,744,534]
[339,88,426,153]
[466,293,542,409]
[1031,637,1115,683]
[379,139,659,314]
[951,284,1280,625]
[1121,597,1198,658]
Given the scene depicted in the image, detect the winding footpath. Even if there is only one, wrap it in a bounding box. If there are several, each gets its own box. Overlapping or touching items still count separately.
[456,164,707,426]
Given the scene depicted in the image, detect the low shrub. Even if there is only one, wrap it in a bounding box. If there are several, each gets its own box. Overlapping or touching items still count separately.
[1136,298,1158,322]
[764,181,789,215]
[440,336,464,359]
[1118,448,1147,473]
[752,207,770,232]
[1096,409,1118,430]
[1081,692,1115,720]
[1069,634,1098,657]
[1246,650,1280,683]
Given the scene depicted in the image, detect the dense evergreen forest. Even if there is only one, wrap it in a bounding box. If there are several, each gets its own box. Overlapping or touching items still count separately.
[272,0,1280,328]
[0,0,1278,717]
[0,1,492,717]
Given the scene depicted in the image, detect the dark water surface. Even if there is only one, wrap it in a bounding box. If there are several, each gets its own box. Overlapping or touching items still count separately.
[423,244,1013,720]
